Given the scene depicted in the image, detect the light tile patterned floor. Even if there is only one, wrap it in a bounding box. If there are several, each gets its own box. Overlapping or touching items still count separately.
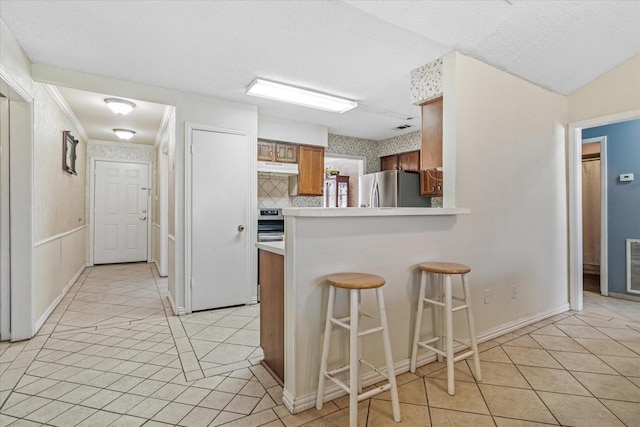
[1,264,639,426]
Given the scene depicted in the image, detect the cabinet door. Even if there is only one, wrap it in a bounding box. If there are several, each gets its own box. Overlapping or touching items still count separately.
[399,150,420,172]
[381,155,398,171]
[275,143,297,163]
[298,145,324,196]
[258,141,275,161]
[420,169,442,197]
[421,97,443,170]
[259,250,284,383]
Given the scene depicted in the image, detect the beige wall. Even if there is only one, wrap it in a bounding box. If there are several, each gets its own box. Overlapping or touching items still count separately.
[447,52,569,322]
[568,55,640,123]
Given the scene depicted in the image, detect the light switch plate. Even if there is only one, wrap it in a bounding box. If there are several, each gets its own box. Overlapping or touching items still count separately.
[620,173,634,182]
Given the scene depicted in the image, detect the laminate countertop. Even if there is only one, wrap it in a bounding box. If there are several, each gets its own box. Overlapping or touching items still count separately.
[255,241,285,256]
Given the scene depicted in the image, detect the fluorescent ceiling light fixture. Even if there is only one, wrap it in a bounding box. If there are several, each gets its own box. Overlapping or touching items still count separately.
[113,128,136,140]
[246,78,357,113]
[104,98,136,115]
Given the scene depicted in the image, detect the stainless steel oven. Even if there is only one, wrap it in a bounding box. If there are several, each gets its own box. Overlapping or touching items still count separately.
[257,208,284,242]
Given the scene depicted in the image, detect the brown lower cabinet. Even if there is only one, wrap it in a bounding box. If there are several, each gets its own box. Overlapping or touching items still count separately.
[258,249,284,384]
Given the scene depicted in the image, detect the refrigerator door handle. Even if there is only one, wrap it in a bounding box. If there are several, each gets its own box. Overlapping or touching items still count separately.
[372,179,380,208]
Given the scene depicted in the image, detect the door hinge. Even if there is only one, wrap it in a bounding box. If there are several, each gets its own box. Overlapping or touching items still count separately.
[190,278,193,289]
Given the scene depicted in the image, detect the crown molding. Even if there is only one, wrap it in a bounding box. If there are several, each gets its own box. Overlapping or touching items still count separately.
[42,84,90,142]
[154,104,175,148]
[88,139,156,151]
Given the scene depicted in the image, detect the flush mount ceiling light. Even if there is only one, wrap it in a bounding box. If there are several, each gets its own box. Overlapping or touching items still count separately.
[104,98,136,115]
[246,78,357,113]
[113,128,136,140]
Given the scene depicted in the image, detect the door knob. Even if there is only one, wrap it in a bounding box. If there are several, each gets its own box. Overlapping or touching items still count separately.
[140,216,147,221]
[238,225,246,232]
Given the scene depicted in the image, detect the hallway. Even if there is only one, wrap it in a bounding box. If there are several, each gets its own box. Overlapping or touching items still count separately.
[1,263,639,426]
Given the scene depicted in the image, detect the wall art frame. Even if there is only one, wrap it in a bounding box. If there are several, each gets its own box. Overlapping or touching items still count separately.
[62,130,78,175]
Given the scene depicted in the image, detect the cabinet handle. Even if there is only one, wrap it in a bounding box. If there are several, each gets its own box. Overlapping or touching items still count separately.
[238,225,246,232]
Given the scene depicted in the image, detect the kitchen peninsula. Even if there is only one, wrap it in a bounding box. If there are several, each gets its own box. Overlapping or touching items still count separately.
[257,207,470,414]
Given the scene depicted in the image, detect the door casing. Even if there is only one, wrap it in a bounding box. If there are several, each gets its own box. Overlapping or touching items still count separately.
[184,123,255,313]
[568,109,640,311]
[89,157,152,266]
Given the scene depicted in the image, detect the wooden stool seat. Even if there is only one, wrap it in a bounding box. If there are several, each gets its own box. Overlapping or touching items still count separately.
[317,272,400,426]
[419,262,471,275]
[326,272,385,289]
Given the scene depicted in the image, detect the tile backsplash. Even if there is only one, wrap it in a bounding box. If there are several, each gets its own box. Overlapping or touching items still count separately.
[258,174,291,208]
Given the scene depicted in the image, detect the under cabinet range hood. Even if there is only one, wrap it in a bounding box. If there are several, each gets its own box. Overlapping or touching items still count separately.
[257,161,298,175]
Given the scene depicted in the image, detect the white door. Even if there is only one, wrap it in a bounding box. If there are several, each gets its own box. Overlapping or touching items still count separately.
[191,129,250,311]
[94,161,149,264]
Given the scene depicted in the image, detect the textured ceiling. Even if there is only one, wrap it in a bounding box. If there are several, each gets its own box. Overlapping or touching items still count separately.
[1,0,638,141]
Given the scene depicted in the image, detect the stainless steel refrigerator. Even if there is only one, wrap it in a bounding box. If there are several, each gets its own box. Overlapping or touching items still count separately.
[358,170,429,207]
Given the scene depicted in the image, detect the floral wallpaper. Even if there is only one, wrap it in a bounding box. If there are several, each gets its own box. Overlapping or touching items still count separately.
[376,131,421,158]
[410,57,443,105]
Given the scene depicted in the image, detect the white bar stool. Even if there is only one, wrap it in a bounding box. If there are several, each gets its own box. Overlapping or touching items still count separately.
[316,272,401,427]
[409,262,482,395]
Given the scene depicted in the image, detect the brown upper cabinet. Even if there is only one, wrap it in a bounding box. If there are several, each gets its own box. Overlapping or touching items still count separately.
[420,97,443,170]
[380,150,420,172]
[380,155,398,171]
[420,169,443,197]
[257,140,298,163]
[296,145,324,196]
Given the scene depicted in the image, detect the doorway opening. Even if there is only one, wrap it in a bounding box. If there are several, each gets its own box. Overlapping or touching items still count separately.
[568,110,640,311]
[581,136,607,297]
[323,153,365,207]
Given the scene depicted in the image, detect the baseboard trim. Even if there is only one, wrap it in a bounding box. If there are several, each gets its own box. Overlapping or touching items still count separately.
[34,263,89,334]
[167,292,186,316]
[283,303,570,414]
[608,292,640,302]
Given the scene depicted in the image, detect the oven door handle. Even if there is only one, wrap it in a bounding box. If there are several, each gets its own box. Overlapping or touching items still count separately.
[258,235,284,242]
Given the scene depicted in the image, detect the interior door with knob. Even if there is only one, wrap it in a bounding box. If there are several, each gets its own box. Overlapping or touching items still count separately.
[191,128,250,311]
[94,161,149,264]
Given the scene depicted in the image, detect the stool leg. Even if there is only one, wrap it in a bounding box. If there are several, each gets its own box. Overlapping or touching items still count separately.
[349,289,359,427]
[410,270,427,373]
[357,292,363,394]
[444,274,455,395]
[462,273,482,382]
[434,273,444,363]
[376,287,401,422]
[316,285,336,410]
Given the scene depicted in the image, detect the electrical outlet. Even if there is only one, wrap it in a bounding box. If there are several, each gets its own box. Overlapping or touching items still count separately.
[484,289,490,304]
[512,286,517,299]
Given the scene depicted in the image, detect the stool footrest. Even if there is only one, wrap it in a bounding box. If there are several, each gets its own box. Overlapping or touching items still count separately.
[422,297,444,307]
[417,342,447,358]
[416,340,476,363]
[451,304,469,313]
[326,365,352,377]
[329,317,384,337]
[453,350,475,363]
[360,359,390,380]
[324,370,394,402]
